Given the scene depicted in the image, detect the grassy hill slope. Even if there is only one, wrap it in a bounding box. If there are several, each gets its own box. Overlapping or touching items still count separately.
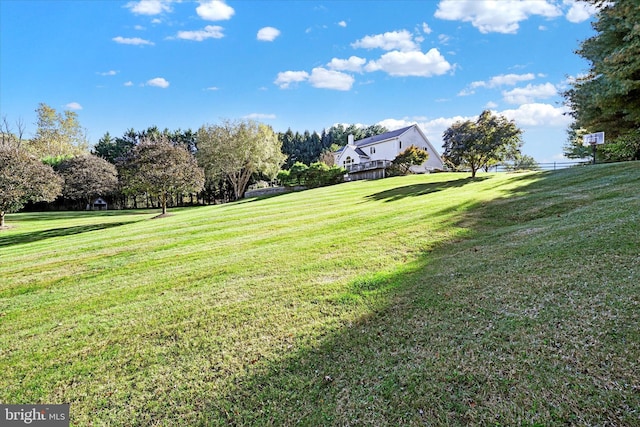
[1,163,638,426]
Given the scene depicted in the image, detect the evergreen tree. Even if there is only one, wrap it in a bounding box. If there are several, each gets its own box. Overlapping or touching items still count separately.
[563,0,640,160]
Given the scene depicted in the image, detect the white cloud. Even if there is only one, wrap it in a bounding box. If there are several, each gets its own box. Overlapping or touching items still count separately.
[422,22,433,34]
[65,102,82,110]
[485,101,498,109]
[327,56,366,73]
[502,82,558,104]
[501,103,572,127]
[196,1,235,21]
[125,0,172,15]
[243,113,276,120]
[257,27,280,42]
[176,25,224,41]
[308,67,354,91]
[365,48,452,77]
[98,70,118,76]
[338,21,347,28]
[564,0,598,23]
[485,73,536,87]
[435,0,563,34]
[147,77,170,88]
[460,73,537,95]
[205,86,219,91]
[134,25,146,31]
[438,34,451,45]
[351,30,418,52]
[124,81,134,87]
[377,118,415,131]
[112,36,154,46]
[274,71,310,89]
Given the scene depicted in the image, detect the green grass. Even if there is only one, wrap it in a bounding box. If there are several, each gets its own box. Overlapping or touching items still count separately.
[1,163,639,426]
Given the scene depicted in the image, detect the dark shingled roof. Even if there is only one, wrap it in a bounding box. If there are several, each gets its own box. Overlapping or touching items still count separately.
[354,125,414,147]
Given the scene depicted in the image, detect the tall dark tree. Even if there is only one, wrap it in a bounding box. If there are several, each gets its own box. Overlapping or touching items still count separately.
[0,146,63,228]
[95,127,198,164]
[119,136,204,215]
[92,131,136,164]
[563,0,640,160]
[442,110,522,178]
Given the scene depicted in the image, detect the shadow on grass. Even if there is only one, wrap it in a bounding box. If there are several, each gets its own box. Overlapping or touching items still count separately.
[0,221,142,248]
[199,165,640,426]
[366,176,489,203]
[11,210,157,222]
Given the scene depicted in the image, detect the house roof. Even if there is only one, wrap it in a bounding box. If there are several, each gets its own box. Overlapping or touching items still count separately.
[333,145,369,158]
[333,124,417,155]
[353,125,414,147]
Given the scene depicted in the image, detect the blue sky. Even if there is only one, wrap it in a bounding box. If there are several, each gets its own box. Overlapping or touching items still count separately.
[1,0,598,163]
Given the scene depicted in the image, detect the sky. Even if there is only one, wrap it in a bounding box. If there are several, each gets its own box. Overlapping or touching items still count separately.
[0,0,599,163]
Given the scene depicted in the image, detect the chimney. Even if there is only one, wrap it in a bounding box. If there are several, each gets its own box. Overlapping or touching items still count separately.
[348,134,354,145]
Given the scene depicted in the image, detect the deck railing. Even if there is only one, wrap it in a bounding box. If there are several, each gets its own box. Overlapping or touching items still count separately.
[345,160,392,173]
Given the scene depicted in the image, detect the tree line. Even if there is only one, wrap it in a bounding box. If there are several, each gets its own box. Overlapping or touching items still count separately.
[2,100,534,228]
[1,104,395,227]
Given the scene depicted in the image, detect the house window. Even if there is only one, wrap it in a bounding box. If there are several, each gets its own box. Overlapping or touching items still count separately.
[370,147,375,154]
[344,156,353,166]
[399,140,402,149]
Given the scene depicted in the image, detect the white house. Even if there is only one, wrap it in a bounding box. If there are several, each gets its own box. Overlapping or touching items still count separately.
[334,124,444,180]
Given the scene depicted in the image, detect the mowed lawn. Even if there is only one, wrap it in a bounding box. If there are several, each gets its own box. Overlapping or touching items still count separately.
[1,164,639,426]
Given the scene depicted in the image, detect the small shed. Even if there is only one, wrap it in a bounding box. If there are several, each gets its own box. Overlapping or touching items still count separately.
[91,198,108,210]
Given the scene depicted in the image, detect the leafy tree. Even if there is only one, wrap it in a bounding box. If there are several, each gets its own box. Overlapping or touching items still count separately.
[600,128,640,162]
[318,164,346,186]
[318,143,341,166]
[57,155,119,208]
[563,0,640,160]
[196,119,286,200]
[305,162,330,187]
[289,162,309,185]
[118,136,204,215]
[27,103,88,158]
[508,154,540,171]
[278,162,345,187]
[276,169,291,186]
[387,145,429,176]
[0,146,63,228]
[442,110,523,178]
